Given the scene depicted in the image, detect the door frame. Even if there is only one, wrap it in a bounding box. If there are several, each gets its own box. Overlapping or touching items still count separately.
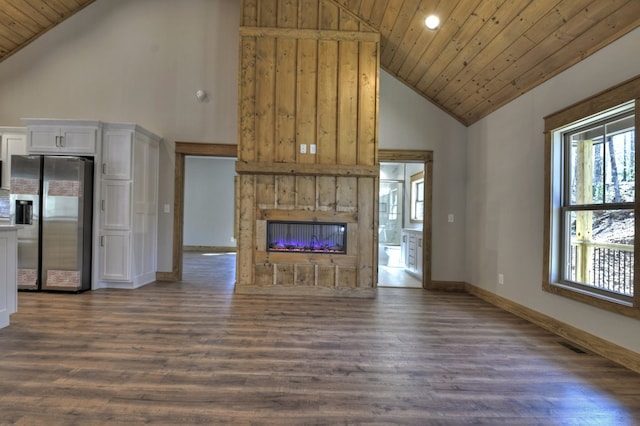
[161,142,237,282]
[378,150,433,289]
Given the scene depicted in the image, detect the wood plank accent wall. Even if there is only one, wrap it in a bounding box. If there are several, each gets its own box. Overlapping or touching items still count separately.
[236,0,380,297]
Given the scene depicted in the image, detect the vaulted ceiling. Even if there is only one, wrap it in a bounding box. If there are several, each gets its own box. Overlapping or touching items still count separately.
[0,0,639,125]
[0,0,95,58]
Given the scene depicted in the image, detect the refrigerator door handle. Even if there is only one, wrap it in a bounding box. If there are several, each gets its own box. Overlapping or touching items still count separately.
[101,199,105,211]
[55,136,59,147]
[102,163,107,175]
[101,235,105,247]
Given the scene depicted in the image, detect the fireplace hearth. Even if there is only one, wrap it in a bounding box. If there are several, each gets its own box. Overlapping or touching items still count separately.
[267,221,347,254]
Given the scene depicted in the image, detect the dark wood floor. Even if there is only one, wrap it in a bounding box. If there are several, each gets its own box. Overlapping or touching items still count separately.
[0,252,639,424]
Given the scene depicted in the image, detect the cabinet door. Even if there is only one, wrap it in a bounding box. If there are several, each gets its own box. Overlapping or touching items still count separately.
[60,127,97,154]
[0,231,18,328]
[28,126,59,152]
[102,130,132,179]
[1,133,27,188]
[407,234,417,271]
[99,231,131,281]
[416,236,423,277]
[101,181,131,230]
[28,126,97,154]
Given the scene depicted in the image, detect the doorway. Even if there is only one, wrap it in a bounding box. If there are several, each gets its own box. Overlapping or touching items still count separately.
[182,155,236,288]
[166,143,237,283]
[377,150,432,289]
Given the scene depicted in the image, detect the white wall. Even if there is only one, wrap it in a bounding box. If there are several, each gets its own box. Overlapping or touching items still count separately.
[379,71,468,282]
[0,0,240,269]
[184,156,236,247]
[466,27,640,353]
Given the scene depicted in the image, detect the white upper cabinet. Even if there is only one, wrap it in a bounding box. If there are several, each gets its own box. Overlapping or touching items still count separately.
[23,119,100,155]
[102,130,133,180]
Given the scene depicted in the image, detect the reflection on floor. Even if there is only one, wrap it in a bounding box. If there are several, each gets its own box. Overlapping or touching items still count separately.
[182,251,236,291]
[377,243,422,288]
[378,265,422,288]
[182,250,422,289]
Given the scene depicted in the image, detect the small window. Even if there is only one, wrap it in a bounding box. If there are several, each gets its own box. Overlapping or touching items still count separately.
[544,77,640,318]
[410,171,424,223]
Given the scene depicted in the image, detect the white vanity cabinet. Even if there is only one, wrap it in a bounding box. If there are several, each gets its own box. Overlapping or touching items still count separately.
[402,229,423,279]
[0,128,27,189]
[23,119,100,155]
[98,124,159,288]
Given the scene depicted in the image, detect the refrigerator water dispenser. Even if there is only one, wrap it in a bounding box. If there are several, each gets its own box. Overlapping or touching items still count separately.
[15,200,33,225]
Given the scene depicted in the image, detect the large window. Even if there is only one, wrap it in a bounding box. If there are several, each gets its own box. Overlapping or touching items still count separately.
[544,77,640,319]
[562,103,635,300]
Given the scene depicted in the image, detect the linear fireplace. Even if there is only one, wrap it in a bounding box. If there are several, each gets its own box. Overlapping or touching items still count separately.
[267,221,347,254]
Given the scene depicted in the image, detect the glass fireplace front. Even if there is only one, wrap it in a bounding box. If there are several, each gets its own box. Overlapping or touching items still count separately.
[267,221,347,254]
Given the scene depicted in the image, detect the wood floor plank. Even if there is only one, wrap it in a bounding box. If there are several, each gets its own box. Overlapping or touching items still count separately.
[0,252,639,424]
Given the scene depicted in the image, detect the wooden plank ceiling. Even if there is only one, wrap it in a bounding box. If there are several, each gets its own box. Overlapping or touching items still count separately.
[0,0,639,125]
[0,0,95,58]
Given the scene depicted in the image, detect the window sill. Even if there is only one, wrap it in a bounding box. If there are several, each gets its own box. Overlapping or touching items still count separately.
[543,281,640,320]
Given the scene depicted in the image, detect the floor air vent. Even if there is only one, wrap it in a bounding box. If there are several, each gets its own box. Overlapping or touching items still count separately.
[558,341,589,354]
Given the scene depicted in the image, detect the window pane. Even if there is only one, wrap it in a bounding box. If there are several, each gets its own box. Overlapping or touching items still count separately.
[379,181,403,244]
[569,128,604,205]
[568,112,635,206]
[564,209,634,297]
[380,162,405,180]
[604,130,635,203]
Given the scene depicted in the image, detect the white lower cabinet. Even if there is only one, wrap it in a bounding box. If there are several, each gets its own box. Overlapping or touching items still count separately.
[0,226,18,329]
[99,231,131,282]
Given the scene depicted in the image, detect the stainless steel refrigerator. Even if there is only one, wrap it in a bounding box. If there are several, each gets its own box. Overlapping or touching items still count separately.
[10,155,93,292]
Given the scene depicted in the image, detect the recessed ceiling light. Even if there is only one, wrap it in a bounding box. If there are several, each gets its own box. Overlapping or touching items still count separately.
[424,15,440,31]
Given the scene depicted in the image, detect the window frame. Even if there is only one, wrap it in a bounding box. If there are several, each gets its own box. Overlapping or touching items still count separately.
[410,171,424,223]
[543,75,640,319]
